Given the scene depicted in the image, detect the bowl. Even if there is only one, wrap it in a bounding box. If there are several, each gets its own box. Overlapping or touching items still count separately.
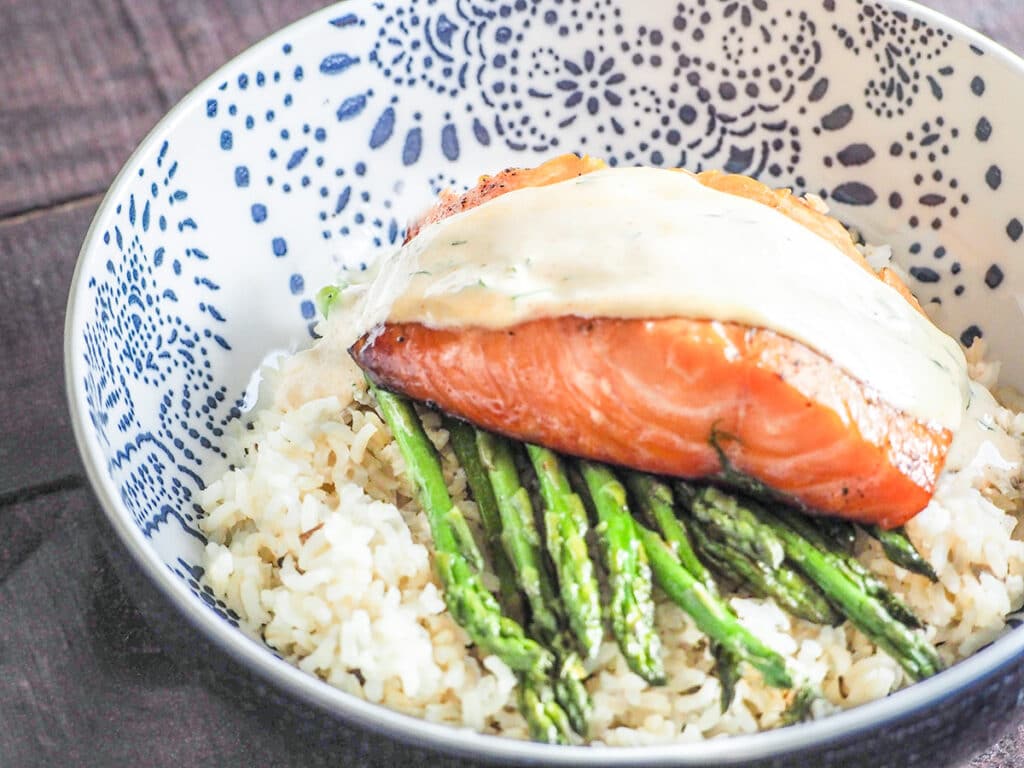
[65,0,1024,765]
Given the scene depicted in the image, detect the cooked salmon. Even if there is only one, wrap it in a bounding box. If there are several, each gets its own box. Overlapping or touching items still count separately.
[351,155,953,528]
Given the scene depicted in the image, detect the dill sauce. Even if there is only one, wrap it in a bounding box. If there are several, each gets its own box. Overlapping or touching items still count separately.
[356,167,968,430]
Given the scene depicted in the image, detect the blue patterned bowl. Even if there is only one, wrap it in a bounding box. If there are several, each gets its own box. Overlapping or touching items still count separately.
[65,1,1024,765]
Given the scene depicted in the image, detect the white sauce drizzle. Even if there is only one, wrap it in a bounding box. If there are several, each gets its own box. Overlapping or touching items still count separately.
[944,381,1019,472]
[354,167,969,430]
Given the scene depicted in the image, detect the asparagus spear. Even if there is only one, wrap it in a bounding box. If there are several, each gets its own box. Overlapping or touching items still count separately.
[368,386,555,675]
[550,649,591,738]
[678,483,786,569]
[780,685,818,727]
[518,674,577,744]
[626,476,855,709]
[475,430,561,639]
[687,516,839,625]
[626,472,715,592]
[756,505,942,680]
[710,642,741,714]
[444,417,522,612]
[475,430,592,736]
[625,472,743,710]
[371,387,582,741]
[773,507,923,631]
[815,517,858,554]
[772,565,842,625]
[683,478,924,633]
[684,482,939,678]
[636,522,793,689]
[526,444,604,662]
[578,461,665,684]
[865,524,939,582]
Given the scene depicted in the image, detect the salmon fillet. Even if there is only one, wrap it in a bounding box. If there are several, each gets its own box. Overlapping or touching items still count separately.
[351,156,953,528]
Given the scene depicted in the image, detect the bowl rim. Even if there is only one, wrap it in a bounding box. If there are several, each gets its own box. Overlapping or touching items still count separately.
[64,0,1024,763]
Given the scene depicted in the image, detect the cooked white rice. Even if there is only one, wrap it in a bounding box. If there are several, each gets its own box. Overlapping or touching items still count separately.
[199,330,1024,745]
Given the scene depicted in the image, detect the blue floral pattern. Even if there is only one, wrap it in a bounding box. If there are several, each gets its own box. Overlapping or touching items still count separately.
[69,0,1024,633]
[557,50,626,117]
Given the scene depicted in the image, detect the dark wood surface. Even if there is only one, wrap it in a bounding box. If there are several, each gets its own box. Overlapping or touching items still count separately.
[3,1,1023,765]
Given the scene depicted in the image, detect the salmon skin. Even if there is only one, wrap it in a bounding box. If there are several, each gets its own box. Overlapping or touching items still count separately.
[351,155,953,529]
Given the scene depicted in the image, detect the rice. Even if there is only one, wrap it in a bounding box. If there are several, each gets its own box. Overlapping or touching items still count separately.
[199,332,1024,746]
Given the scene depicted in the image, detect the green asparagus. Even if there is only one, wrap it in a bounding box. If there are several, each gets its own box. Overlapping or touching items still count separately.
[678,483,786,569]
[682,482,939,679]
[756,504,942,680]
[688,516,840,625]
[518,674,578,744]
[476,430,562,639]
[475,430,592,736]
[622,475,745,716]
[444,417,522,612]
[626,472,714,592]
[710,642,741,713]
[815,517,858,554]
[866,524,939,582]
[526,444,605,662]
[636,521,794,689]
[773,508,923,630]
[626,471,743,710]
[780,685,818,727]
[369,385,552,675]
[550,650,592,738]
[373,368,957,743]
[578,461,665,684]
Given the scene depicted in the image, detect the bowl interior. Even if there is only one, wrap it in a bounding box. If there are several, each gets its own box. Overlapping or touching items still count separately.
[67,0,1024,761]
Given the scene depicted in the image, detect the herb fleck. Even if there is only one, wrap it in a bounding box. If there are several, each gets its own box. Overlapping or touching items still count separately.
[512,289,550,301]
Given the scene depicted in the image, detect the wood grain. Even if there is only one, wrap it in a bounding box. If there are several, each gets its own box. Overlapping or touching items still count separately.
[1,1,1024,767]
[0,492,296,767]
[0,478,84,582]
[0,0,166,217]
[120,0,326,105]
[0,0,323,218]
[0,198,97,496]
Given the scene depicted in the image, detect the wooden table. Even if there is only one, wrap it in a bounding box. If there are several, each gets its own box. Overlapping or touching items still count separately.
[2,1,1023,765]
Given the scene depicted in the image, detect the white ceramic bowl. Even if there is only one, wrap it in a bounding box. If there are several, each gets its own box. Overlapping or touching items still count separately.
[65,1,1024,765]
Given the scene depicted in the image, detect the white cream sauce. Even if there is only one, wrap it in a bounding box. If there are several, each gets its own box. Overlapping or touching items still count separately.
[944,381,1020,472]
[353,166,969,430]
